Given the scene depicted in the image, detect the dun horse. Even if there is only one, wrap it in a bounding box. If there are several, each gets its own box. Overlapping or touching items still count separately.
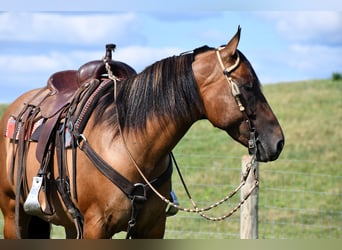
[0,27,284,238]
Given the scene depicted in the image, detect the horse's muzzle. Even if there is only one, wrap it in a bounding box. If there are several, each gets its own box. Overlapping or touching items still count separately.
[256,137,284,162]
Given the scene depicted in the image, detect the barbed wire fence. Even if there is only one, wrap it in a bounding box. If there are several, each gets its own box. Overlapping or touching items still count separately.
[164,154,342,239]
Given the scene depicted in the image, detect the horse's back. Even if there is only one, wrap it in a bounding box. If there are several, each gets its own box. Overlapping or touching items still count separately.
[1,88,46,120]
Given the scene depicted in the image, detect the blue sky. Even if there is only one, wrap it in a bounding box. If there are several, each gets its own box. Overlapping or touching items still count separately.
[0,1,342,103]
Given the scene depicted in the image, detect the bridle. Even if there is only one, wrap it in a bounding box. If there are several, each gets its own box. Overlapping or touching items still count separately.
[104,47,259,222]
[215,47,258,156]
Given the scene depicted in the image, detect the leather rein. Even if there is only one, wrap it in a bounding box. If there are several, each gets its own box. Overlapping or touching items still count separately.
[103,47,259,222]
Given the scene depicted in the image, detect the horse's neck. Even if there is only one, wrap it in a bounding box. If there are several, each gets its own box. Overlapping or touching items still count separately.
[109,115,195,180]
[85,86,201,179]
[125,116,193,167]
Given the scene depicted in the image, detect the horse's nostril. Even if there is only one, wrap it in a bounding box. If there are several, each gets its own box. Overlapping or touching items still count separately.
[277,139,284,153]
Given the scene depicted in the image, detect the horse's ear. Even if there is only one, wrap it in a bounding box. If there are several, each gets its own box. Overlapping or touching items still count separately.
[224,26,241,56]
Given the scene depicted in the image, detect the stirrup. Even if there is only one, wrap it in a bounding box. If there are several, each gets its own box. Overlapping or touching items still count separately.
[166,190,179,217]
[23,176,47,216]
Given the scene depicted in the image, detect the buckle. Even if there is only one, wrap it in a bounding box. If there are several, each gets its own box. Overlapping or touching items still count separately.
[130,183,147,202]
[248,128,258,155]
[76,133,87,148]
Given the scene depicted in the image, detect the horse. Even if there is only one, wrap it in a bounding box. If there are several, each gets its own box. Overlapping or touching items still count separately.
[0,27,284,239]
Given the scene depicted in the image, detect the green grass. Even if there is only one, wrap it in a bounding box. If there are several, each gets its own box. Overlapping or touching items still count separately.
[0,104,7,117]
[0,79,341,239]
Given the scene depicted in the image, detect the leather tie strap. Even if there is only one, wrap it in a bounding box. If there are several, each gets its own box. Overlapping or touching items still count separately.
[77,137,173,198]
[79,138,135,196]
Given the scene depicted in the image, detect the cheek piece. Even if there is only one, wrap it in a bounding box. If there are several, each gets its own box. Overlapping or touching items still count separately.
[215,48,258,157]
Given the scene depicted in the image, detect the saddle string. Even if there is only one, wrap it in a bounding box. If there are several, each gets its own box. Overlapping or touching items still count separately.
[104,57,120,100]
[108,52,259,221]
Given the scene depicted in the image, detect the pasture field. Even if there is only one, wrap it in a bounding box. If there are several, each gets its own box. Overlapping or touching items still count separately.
[165,79,341,239]
[0,79,341,239]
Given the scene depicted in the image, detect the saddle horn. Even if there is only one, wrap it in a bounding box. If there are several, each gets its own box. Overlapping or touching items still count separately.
[105,44,116,61]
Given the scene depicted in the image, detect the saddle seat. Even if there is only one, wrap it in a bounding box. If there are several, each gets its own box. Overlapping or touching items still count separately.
[41,59,136,118]
[48,59,136,95]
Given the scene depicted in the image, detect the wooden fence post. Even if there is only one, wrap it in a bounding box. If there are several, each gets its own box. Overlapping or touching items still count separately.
[240,155,259,239]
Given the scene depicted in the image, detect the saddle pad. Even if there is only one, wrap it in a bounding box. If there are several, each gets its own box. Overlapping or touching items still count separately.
[5,116,44,141]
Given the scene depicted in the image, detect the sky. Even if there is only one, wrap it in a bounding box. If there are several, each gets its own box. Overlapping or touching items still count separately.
[0,1,342,103]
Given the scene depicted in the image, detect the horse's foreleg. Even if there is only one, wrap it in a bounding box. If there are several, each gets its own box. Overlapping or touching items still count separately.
[3,215,17,239]
[131,214,166,239]
[2,200,31,239]
[2,212,15,238]
[82,223,111,239]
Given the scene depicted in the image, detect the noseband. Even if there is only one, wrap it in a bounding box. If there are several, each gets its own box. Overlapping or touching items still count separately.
[216,48,257,156]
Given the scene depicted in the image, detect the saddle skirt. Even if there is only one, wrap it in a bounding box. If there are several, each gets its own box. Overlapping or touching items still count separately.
[5,116,44,141]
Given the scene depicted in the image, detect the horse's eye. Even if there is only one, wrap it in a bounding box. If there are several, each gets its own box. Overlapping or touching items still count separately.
[243,82,254,91]
[240,85,256,116]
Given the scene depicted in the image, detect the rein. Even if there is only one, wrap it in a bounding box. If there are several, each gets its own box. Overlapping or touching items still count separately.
[104,47,259,222]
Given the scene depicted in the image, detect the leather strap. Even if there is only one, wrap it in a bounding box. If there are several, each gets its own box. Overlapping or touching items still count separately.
[78,138,173,198]
[55,121,84,238]
[77,137,173,239]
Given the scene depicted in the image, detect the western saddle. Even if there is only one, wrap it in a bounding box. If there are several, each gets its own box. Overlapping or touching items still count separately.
[41,44,136,119]
[33,44,137,163]
[9,44,137,238]
[9,44,178,239]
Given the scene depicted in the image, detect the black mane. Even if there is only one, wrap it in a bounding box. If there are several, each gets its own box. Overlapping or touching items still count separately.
[93,47,213,134]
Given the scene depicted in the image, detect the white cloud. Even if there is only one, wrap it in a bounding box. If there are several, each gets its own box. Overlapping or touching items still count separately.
[255,43,342,83]
[115,46,183,72]
[253,11,342,82]
[0,46,182,75]
[260,11,342,45]
[2,10,342,103]
[194,29,227,44]
[0,45,184,96]
[0,12,142,45]
[288,43,342,73]
[0,51,104,74]
[0,54,54,73]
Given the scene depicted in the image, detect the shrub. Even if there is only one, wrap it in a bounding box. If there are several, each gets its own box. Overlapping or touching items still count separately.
[332,72,342,81]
